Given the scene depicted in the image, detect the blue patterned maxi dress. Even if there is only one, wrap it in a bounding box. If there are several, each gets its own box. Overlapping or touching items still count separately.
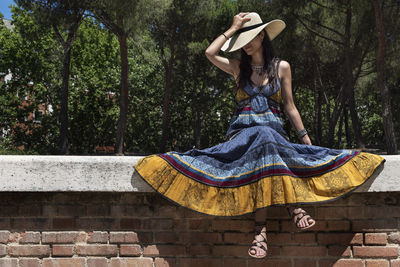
[134,61,385,217]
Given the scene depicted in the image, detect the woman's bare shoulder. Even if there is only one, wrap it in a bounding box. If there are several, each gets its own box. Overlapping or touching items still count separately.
[277,59,291,79]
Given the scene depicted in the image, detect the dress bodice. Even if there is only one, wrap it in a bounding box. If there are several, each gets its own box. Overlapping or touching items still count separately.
[235,76,282,106]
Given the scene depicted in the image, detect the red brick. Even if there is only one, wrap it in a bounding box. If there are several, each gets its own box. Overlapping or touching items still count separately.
[52,245,74,256]
[154,232,179,243]
[223,258,247,267]
[180,232,222,244]
[316,207,347,219]
[19,204,41,216]
[211,219,254,232]
[188,219,211,230]
[247,259,291,267]
[353,246,398,258]
[347,206,364,219]
[156,205,177,217]
[318,233,362,245]
[87,204,110,216]
[155,257,176,267]
[8,245,50,257]
[42,258,86,267]
[352,219,398,232]
[12,218,51,230]
[178,258,223,267]
[189,245,211,255]
[76,244,118,256]
[120,244,141,256]
[391,259,400,267]
[0,258,17,267]
[0,231,10,243]
[120,218,142,229]
[330,259,363,267]
[266,206,289,218]
[224,232,253,244]
[326,220,351,231]
[281,246,327,257]
[0,244,6,256]
[52,218,75,229]
[292,233,316,244]
[42,232,86,243]
[388,233,400,244]
[87,231,108,243]
[137,232,153,243]
[294,259,317,267]
[212,245,248,256]
[143,245,185,256]
[57,205,86,216]
[19,232,40,243]
[76,218,119,230]
[19,258,40,267]
[142,219,174,230]
[110,257,153,267]
[87,257,108,267]
[328,245,352,257]
[365,233,387,245]
[109,232,138,243]
[265,233,292,245]
[366,259,389,267]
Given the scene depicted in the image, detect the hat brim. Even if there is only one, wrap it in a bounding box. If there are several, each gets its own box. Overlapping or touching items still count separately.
[221,19,286,53]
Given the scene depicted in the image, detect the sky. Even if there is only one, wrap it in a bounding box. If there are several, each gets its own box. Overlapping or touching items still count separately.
[0,0,15,20]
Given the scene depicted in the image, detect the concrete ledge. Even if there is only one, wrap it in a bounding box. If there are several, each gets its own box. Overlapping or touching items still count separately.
[0,155,397,192]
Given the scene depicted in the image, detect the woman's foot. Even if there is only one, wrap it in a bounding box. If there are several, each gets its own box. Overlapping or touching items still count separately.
[248,223,267,258]
[287,206,316,230]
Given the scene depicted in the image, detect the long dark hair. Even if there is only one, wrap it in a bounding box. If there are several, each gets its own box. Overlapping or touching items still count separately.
[236,29,280,90]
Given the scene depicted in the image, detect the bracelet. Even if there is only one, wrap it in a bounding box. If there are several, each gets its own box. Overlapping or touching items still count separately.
[222,33,229,40]
[297,128,308,139]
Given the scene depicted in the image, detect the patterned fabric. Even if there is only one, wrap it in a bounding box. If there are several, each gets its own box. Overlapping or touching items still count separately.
[134,63,385,217]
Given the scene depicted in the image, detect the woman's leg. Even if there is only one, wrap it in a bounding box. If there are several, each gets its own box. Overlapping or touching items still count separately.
[248,209,268,258]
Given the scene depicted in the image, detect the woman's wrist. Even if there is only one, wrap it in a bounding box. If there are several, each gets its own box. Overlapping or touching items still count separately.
[296,128,308,139]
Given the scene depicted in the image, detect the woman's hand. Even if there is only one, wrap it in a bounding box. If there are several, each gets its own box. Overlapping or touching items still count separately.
[301,135,312,146]
[230,12,251,31]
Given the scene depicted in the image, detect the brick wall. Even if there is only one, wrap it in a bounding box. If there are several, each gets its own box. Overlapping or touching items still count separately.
[0,192,399,267]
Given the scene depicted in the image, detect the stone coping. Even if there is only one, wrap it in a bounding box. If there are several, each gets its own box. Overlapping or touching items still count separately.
[0,155,396,192]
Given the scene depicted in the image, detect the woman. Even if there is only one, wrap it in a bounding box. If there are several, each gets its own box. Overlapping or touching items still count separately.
[135,12,384,259]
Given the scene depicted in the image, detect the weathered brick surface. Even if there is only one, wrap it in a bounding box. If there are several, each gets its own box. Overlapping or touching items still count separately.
[42,232,86,243]
[0,258,18,267]
[366,259,389,267]
[42,258,86,267]
[353,246,399,258]
[19,258,40,267]
[8,245,50,257]
[87,231,108,243]
[110,257,153,267]
[120,244,141,256]
[76,244,118,256]
[52,244,74,256]
[109,232,139,243]
[87,257,108,267]
[19,232,40,244]
[0,192,399,265]
[365,233,388,245]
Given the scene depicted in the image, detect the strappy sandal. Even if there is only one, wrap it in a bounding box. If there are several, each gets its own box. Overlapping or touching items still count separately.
[248,222,268,258]
[287,206,316,231]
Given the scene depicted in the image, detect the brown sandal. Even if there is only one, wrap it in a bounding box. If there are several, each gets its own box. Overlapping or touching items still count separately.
[248,222,268,258]
[287,206,316,230]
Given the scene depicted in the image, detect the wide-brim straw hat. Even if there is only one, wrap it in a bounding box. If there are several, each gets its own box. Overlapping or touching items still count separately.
[221,12,286,52]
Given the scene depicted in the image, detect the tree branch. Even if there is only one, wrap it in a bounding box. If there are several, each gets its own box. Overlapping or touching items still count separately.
[292,13,345,45]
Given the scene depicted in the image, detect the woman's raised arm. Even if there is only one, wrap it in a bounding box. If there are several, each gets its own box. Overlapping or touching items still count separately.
[204,12,250,78]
